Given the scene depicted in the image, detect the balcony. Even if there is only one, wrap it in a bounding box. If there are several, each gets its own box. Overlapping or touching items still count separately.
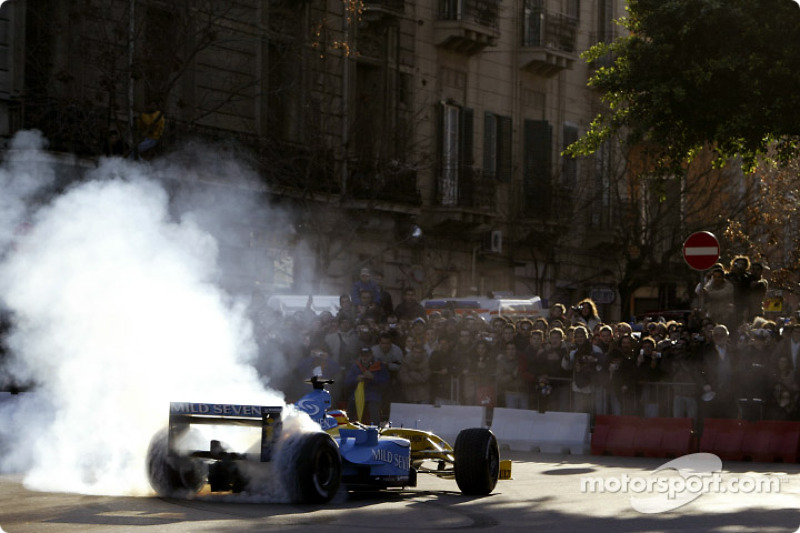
[362,0,405,21]
[434,0,500,55]
[427,167,497,233]
[519,8,578,77]
[7,99,107,156]
[349,159,422,207]
[436,166,496,209]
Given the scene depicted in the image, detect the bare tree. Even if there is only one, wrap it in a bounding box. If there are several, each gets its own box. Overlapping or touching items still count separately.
[569,141,752,318]
[724,159,800,294]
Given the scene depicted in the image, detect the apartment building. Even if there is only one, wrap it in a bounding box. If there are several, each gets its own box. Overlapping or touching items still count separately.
[0,0,661,318]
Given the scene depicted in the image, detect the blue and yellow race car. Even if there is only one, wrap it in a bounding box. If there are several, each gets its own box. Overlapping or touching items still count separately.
[147,378,503,503]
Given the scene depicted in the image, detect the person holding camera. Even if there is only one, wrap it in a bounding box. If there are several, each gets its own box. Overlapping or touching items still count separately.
[570,298,602,331]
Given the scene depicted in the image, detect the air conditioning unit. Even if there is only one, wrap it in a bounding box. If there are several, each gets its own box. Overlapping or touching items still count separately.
[489,230,502,253]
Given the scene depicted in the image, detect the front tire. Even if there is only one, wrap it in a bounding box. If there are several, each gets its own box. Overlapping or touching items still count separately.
[292,432,342,503]
[453,428,500,495]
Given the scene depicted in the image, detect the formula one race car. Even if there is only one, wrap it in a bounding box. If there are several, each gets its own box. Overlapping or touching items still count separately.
[146,378,503,503]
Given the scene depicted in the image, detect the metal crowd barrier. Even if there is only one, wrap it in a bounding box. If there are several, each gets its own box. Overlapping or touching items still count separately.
[432,376,778,426]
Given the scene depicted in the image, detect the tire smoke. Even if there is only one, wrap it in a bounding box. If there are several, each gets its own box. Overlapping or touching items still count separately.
[0,131,290,496]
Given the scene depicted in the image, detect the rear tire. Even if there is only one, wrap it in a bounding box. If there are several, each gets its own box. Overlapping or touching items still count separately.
[146,428,207,497]
[454,428,500,495]
[292,432,342,503]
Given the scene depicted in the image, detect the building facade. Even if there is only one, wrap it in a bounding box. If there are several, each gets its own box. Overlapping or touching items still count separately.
[1,0,721,320]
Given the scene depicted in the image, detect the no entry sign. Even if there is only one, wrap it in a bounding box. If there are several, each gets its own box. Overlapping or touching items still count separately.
[683,231,720,271]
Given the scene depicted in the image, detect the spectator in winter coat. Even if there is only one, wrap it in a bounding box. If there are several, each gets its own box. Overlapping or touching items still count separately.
[399,345,431,403]
[496,342,527,409]
[394,287,426,321]
[345,347,389,424]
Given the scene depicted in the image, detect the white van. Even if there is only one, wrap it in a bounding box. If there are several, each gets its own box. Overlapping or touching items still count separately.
[420,296,545,322]
[265,295,342,317]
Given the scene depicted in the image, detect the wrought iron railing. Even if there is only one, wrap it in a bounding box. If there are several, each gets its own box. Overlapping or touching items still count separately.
[438,0,499,30]
[363,0,405,13]
[522,6,578,53]
[436,166,496,210]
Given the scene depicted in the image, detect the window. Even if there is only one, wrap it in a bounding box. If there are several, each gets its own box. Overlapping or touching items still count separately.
[597,0,616,44]
[440,0,463,20]
[438,102,475,206]
[567,0,580,20]
[441,103,461,206]
[561,123,579,187]
[483,113,497,179]
[484,112,512,181]
[592,140,612,227]
[523,119,552,213]
[144,6,178,100]
[522,0,544,47]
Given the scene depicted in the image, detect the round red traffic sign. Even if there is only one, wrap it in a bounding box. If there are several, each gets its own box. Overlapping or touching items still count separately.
[683,231,720,271]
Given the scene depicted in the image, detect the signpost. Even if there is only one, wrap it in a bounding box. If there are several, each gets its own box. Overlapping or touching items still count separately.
[683,231,720,271]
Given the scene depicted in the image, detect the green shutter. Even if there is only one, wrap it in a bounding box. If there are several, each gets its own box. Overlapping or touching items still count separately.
[561,123,578,187]
[483,112,497,179]
[497,115,512,182]
[460,107,474,168]
[524,119,552,212]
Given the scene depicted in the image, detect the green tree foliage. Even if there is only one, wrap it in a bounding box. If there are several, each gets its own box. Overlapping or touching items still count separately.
[569,0,800,173]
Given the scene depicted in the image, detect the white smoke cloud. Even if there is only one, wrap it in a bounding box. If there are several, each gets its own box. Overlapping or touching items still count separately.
[0,132,291,496]
[0,131,55,253]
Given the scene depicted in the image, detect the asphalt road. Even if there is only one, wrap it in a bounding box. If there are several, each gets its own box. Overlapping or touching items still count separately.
[1,451,799,533]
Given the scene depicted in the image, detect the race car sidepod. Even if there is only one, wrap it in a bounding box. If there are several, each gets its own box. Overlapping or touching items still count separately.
[337,427,413,488]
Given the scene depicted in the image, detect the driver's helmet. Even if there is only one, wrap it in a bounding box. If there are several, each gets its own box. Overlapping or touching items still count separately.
[328,409,350,425]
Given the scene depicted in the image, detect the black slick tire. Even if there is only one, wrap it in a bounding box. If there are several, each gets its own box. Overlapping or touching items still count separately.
[453,428,500,495]
[293,432,342,503]
[146,428,207,497]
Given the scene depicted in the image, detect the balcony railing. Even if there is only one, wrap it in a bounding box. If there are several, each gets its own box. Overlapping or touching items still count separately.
[436,166,496,210]
[349,160,422,206]
[522,8,577,51]
[434,0,500,54]
[438,0,499,29]
[519,7,578,76]
[7,99,107,156]
[363,0,405,15]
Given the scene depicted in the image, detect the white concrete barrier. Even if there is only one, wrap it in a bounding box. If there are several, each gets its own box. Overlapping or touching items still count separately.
[491,408,590,454]
[388,403,487,444]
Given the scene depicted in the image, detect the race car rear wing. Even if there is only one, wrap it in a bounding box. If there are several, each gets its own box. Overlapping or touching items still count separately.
[168,402,283,462]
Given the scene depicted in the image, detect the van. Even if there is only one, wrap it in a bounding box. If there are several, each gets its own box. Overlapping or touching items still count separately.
[265,295,342,317]
[421,296,545,322]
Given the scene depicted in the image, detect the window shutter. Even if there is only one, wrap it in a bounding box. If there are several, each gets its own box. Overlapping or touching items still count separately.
[483,112,497,179]
[497,115,512,182]
[523,119,552,212]
[567,0,580,20]
[561,123,579,187]
[460,107,474,168]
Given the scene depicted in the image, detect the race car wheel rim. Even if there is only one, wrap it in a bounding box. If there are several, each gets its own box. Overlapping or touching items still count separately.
[313,447,338,493]
[487,440,500,480]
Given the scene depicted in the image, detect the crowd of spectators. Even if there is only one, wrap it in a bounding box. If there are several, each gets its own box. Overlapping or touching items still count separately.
[3,261,791,429]
[254,261,800,428]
